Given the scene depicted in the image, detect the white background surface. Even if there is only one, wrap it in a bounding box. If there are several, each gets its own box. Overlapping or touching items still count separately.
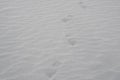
[0,0,120,80]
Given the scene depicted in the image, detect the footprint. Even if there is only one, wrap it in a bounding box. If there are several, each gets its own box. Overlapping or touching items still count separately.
[43,68,57,79]
[67,38,78,46]
[64,34,78,47]
[78,1,87,9]
[61,15,73,23]
[52,60,63,68]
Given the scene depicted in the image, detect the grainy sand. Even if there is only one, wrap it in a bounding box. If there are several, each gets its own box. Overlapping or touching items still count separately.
[0,0,120,80]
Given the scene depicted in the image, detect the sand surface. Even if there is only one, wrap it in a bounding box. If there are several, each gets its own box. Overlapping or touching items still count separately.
[0,0,120,80]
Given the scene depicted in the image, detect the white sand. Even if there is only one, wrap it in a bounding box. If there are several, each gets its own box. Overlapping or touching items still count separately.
[0,0,120,80]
